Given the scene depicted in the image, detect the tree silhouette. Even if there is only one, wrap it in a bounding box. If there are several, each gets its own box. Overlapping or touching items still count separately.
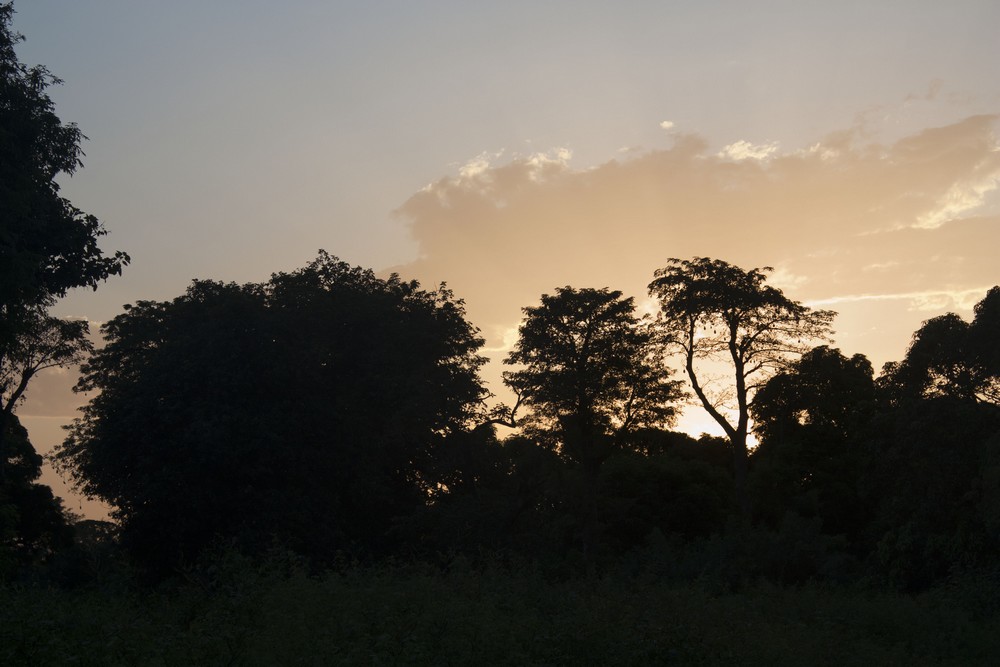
[504,287,683,557]
[1,415,73,573]
[0,4,125,541]
[862,287,1000,589]
[1,311,91,481]
[0,3,128,316]
[56,253,488,574]
[879,286,1000,406]
[504,287,682,464]
[648,258,835,520]
[750,346,875,538]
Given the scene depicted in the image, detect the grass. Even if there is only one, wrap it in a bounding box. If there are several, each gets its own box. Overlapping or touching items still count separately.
[2,557,998,665]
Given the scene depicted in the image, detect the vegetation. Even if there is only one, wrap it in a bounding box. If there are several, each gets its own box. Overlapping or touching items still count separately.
[1,0,125,572]
[648,257,836,519]
[3,5,1000,664]
[55,253,488,576]
[3,554,999,666]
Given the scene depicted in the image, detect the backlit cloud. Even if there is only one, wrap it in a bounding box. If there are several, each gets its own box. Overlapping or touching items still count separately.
[915,168,1000,229]
[719,139,779,161]
[392,114,1000,384]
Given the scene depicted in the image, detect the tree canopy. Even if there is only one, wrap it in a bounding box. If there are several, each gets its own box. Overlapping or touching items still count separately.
[504,287,683,465]
[1,4,126,569]
[750,346,875,537]
[1,415,72,572]
[56,253,488,574]
[879,286,1000,406]
[0,3,128,318]
[648,257,836,518]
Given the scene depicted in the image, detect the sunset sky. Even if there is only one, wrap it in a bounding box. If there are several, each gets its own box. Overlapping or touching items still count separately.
[11,1,1000,518]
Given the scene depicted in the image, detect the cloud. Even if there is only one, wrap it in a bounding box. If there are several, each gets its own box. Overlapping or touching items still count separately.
[719,139,779,161]
[915,168,1000,229]
[390,114,1000,387]
[807,286,995,312]
[481,325,519,354]
[767,266,809,291]
[659,120,675,130]
[457,150,505,180]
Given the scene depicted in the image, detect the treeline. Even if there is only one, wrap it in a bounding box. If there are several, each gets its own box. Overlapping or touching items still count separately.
[2,3,999,593]
[5,250,999,592]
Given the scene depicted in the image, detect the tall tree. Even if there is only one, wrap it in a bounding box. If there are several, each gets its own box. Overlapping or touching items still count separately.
[55,253,488,574]
[0,3,128,316]
[648,257,835,519]
[504,287,682,464]
[504,287,683,556]
[0,3,126,491]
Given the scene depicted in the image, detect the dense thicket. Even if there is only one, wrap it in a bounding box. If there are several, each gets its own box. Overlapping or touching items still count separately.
[749,291,1000,590]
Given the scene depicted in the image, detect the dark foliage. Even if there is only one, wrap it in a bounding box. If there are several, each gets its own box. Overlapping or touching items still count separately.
[751,346,876,540]
[504,286,683,461]
[0,2,128,319]
[649,257,835,519]
[1,4,120,574]
[56,253,488,576]
[1,415,72,576]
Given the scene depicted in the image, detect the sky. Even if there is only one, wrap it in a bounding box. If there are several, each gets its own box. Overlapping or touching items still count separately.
[9,1,1000,519]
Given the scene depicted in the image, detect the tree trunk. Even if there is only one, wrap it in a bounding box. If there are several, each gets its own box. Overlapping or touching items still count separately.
[732,431,751,524]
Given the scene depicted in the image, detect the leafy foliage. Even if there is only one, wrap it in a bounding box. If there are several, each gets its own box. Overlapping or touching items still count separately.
[0,3,128,318]
[504,286,683,462]
[1,415,72,576]
[56,253,488,574]
[648,257,835,517]
[0,4,119,568]
[880,286,1000,406]
[751,346,876,538]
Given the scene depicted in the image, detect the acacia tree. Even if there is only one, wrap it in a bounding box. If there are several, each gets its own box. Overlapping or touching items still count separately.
[648,258,835,519]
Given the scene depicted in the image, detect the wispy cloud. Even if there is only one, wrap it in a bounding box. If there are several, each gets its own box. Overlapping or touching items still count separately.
[807,286,994,312]
[915,168,1000,229]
